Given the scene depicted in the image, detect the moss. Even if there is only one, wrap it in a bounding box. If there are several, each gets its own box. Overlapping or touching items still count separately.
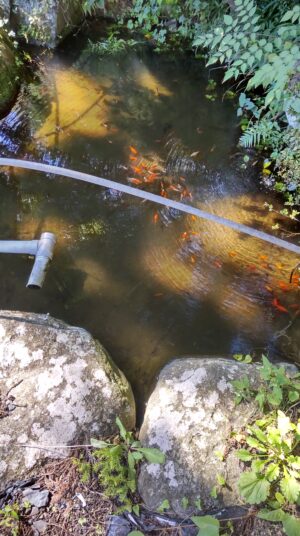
[0,30,20,116]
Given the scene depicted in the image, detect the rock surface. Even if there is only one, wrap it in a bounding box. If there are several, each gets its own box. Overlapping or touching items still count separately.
[0,0,10,17]
[11,1,84,47]
[0,310,135,489]
[138,356,298,515]
[0,29,19,116]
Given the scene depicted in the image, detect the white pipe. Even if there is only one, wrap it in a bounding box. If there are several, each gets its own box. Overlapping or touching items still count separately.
[0,157,299,256]
[0,232,56,289]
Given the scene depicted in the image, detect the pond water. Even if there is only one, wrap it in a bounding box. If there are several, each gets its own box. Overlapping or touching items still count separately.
[0,25,299,416]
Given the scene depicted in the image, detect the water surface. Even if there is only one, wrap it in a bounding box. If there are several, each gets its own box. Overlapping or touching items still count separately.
[0,29,299,414]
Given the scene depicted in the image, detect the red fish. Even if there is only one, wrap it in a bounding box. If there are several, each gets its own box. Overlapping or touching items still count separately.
[272,298,289,314]
[181,232,188,240]
[129,156,137,162]
[153,212,159,224]
[214,260,222,269]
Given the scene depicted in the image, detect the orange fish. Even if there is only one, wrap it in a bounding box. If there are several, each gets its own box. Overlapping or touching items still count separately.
[229,251,237,257]
[128,178,142,185]
[191,215,197,221]
[272,298,289,314]
[259,255,268,261]
[265,285,273,293]
[214,260,222,269]
[190,255,196,264]
[181,231,188,240]
[132,166,143,174]
[153,212,159,224]
[129,146,138,155]
[129,156,137,162]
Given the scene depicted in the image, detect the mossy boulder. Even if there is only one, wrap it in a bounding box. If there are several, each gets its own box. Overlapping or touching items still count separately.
[0,29,19,116]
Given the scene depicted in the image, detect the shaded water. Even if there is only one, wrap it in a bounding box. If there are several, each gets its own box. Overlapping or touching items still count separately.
[0,27,299,413]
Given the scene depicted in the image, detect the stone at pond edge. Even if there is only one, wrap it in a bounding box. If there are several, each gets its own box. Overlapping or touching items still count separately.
[0,29,20,116]
[0,310,135,490]
[138,356,298,516]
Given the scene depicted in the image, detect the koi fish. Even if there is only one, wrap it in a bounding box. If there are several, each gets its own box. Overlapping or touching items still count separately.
[272,298,289,314]
[132,166,143,174]
[229,251,237,257]
[128,178,143,185]
[153,212,159,224]
[129,146,138,155]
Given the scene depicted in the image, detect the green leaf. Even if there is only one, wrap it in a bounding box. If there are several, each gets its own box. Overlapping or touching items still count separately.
[116,417,128,441]
[238,472,270,504]
[90,439,109,449]
[275,492,285,505]
[258,508,287,522]
[181,497,189,509]
[288,391,299,403]
[210,486,218,499]
[191,516,220,536]
[137,448,165,464]
[277,411,293,437]
[217,474,226,486]
[237,449,253,461]
[265,463,280,482]
[157,499,170,512]
[224,15,233,26]
[128,532,144,536]
[282,515,300,536]
[132,504,140,516]
[280,476,300,503]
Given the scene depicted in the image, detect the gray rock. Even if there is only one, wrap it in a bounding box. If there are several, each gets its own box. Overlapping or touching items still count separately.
[11,1,84,47]
[0,310,135,490]
[0,0,10,18]
[32,520,48,534]
[0,29,20,116]
[138,356,298,516]
[22,488,50,508]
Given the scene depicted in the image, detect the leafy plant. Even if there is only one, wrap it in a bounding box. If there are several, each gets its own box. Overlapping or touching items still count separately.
[231,355,300,410]
[231,356,300,536]
[75,417,165,512]
[0,504,20,536]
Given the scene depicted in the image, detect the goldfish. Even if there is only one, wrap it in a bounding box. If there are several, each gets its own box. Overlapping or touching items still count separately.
[272,298,289,314]
[259,255,268,261]
[128,178,143,185]
[129,145,138,155]
[129,156,137,162]
[229,251,237,257]
[181,232,188,240]
[190,255,196,264]
[132,166,143,174]
[153,212,159,224]
[191,215,197,221]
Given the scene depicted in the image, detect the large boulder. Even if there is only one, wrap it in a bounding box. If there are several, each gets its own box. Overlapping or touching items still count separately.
[0,311,135,489]
[0,29,19,116]
[138,357,298,516]
[11,1,84,47]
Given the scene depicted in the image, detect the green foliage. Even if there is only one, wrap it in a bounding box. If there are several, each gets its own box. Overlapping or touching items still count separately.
[86,32,138,57]
[231,356,300,536]
[0,504,20,536]
[75,417,165,512]
[232,355,300,410]
[191,515,220,536]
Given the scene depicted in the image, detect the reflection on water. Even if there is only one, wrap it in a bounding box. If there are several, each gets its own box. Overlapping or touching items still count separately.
[0,28,299,415]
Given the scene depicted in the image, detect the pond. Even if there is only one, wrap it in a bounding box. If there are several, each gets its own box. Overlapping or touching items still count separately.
[0,24,299,417]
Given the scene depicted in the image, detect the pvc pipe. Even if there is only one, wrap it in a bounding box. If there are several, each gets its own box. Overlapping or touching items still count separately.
[0,240,38,256]
[0,158,300,256]
[27,232,56,289]
[0,232,56,289]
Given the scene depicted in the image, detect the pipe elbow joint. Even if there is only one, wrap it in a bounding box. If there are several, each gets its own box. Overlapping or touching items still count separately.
[27,232,56,289]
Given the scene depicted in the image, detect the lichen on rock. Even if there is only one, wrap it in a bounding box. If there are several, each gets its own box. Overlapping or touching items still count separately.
[0,310,136,490]
[138,356,298,516]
